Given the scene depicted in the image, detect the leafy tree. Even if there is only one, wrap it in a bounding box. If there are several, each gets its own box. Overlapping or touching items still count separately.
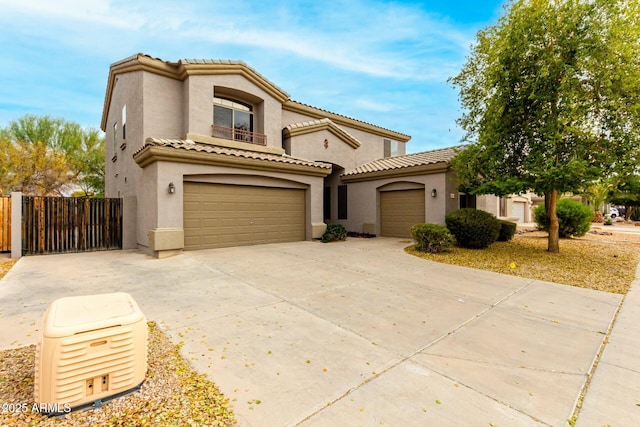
[0,115,105,196]
[449,0,640,253]
[0,138,72,196]
[609,175,640,220]
[582,180,615,214]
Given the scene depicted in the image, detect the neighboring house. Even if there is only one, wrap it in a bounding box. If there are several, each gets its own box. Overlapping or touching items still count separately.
[101,54,527,258]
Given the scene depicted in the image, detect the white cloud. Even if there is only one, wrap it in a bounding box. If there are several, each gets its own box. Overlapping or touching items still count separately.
[0,0,496,148]
[0,0,147,30]
[0,0,475,81]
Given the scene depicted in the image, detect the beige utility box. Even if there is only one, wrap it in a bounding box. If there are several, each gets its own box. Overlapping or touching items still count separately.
[35,292,147,410]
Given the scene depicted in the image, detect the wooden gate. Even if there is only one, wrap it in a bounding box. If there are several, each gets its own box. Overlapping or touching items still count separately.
[0,196,10,252]
[22,197,122,255]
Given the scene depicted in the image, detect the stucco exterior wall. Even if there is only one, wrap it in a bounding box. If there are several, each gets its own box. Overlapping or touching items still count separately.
[342,172,450,234]
[136,162,159,249]
[143,73,184,139]
[282,109,406,167]
[185,75,283,149]
[105,71,144,199]
[286,129,359,170]
[134,161,325,256]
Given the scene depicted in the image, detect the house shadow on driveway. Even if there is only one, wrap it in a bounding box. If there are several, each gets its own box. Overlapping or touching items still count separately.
[0,238,621,426]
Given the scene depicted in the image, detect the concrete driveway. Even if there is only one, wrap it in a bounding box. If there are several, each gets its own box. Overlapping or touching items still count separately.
[0,238,622,426]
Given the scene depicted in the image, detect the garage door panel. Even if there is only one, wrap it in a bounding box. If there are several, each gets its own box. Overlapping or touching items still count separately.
[184,182,306,250]
[512,202,525,223]
[380,189,425,238]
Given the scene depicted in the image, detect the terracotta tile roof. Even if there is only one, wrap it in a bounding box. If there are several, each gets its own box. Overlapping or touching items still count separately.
[286,100,411,141]
[179,58,290,98]
[135,138,332,170]
[284,117,332,131]
[284,118,362,148]
[343,145,465,177]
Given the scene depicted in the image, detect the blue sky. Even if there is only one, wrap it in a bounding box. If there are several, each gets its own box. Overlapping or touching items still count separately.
[0,0,505,153]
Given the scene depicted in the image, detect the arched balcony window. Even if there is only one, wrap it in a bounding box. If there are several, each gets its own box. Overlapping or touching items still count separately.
[212,97,266,145]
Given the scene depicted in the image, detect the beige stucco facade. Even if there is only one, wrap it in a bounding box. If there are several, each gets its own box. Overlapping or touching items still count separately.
[102,54,520,257]
[101,54,414,257]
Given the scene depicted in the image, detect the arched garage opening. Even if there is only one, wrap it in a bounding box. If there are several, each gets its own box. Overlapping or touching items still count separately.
[377,182,426,238]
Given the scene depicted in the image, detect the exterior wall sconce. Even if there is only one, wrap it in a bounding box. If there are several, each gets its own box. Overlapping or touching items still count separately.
[431,188,437,198]
[168,182,176,194]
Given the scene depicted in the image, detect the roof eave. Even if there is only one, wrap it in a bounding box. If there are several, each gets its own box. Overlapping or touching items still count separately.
[101,54,291,131]
[283,101,411,143]
[284,120,361,149]
[133,145,332,177]
[341,162,450,183]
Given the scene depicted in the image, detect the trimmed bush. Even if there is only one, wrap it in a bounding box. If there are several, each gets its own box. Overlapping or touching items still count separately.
[410,223,455,253]
[497,220,517,242]
[321,223,347,243]
[533,199,593,237]
[445,208,500,249]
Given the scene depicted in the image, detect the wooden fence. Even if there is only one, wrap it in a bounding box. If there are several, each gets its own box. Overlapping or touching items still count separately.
[22,197,122,255]
[0,196,10,252]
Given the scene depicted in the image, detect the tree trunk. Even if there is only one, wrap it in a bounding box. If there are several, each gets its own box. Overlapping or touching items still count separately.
[546,190,560,253]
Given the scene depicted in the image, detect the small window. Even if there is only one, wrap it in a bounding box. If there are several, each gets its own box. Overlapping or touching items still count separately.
[383,139,398,158]
[113,122,117,152]
[122,105,127,140]
[459,193,477,209]
[338,185,348,220]
[324,186,331,220]
[499,197,507,217]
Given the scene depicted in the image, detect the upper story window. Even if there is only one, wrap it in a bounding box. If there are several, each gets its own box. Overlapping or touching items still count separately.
[213,96,254,140]
[122,105,127,140]
[384,139,399,158]
[112,122,118,162]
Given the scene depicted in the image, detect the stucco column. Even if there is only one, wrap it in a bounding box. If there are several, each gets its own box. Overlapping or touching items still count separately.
[309,176,327,238]
[10,192,22,259]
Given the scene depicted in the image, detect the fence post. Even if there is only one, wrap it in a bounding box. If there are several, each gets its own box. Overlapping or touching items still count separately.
[11,192,22,259]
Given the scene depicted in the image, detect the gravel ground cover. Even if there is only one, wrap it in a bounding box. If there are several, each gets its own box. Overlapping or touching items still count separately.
[406,229,640,294]
[0,322,236,426]
[0,258,16,280]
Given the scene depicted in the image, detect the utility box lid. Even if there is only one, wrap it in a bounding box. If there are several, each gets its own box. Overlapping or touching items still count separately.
[44,292,145,338]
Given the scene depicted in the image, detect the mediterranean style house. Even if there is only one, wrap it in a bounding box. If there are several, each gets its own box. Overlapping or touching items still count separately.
[101,53,531,258]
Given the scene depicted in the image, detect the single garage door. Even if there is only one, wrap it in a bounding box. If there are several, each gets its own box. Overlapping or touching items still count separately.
[512,201,526,223]
[183,182,306,250]
[380,189,425,238]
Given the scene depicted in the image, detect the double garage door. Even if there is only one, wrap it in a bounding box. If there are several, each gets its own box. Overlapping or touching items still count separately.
[183,182,306,250]
[380,189,425,238]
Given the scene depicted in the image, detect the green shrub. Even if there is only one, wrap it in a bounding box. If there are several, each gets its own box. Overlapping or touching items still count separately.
[445,208,500,249]
[497,220,517,242]
[533,199,593,237]
[321,223,347,243]
[410,223,455,253]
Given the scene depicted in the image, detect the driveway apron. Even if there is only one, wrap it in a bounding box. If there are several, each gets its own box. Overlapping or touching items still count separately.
[0,238,621,426]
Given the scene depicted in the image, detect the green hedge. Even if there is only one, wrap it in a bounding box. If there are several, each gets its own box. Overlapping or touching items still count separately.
[321,223,347,243]
[533,199,593,237]
[445,208,500,249]
[497,220,517,242]
[410,223,455,253]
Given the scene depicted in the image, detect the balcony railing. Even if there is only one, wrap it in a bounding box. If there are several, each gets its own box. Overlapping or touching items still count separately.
[211,124,267,146]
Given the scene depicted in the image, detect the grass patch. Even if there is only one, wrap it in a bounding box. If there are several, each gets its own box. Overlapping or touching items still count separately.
[405,231,640,294]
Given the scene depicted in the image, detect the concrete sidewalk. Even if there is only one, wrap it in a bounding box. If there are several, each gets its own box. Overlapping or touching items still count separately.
[576,262,640,426]
[0,238,634,426]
